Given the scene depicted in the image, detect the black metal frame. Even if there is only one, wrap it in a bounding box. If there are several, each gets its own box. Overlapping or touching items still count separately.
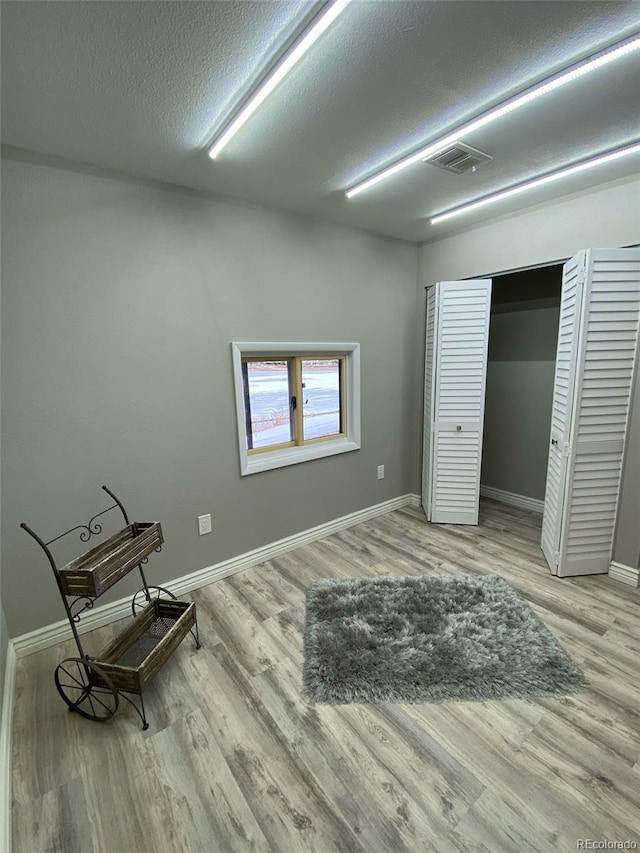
[20,485,195,730]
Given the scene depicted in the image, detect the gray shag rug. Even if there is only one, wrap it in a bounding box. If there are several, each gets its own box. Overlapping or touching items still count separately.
[303,574,587,704]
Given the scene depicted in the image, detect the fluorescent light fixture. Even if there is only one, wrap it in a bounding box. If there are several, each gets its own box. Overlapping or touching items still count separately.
[208,0,350,159]
[345,32,640,198]
[429,142,640,224]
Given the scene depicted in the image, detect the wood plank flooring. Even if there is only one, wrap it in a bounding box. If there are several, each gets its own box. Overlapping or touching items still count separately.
[11,499,640,852]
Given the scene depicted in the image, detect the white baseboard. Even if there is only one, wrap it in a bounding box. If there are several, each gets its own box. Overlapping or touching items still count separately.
[608,560,640,587]
[13,493,419,659]
[1,641,16,853]
[480,485,544,515]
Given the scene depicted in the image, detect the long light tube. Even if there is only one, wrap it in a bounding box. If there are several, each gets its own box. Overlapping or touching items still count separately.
[208,0,350,159]
[345,33,640,198]
[429,143,640,224]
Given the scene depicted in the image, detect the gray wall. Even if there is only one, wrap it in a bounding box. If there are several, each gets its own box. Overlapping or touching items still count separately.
[0,257,5,703]
[0,603,6,706]
[483,304,560,500]
[1,154,420,637]
[613,347,640,569]
[418,175,640,570]
[482,266,562,501]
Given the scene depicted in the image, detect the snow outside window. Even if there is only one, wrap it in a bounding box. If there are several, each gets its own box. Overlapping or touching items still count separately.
[231,343,361,475]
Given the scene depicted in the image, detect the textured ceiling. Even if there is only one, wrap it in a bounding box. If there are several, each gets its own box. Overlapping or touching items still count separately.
[2,0,639,243]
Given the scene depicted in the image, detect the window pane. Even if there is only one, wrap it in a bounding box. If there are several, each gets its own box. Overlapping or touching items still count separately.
[244,361,293,449]
[301,359,342,441]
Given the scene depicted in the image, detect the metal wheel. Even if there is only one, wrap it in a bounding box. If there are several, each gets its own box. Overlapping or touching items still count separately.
[131,585,176,616]
[54,658,119,722]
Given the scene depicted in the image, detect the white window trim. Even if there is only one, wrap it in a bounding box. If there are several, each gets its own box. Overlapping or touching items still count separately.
[231,342,361,476]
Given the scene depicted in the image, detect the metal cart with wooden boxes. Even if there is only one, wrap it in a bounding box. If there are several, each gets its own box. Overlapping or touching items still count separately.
[21,485,200,730]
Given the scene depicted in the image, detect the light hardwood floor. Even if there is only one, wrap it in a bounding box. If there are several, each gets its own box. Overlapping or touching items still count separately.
[11,499,640,852]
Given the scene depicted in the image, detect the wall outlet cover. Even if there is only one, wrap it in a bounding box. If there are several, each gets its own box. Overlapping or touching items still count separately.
[198,514,212,535]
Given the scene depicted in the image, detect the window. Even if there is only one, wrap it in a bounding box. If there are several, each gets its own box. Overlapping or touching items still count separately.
[231,342,361,475]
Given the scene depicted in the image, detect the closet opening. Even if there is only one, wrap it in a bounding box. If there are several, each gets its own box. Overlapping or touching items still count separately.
[480,264,563,512]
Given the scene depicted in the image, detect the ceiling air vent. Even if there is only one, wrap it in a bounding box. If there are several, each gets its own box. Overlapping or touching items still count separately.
[424,143,492,175]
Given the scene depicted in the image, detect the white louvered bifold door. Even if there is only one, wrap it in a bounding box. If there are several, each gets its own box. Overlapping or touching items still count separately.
[541,253,585,570]
[558,249,640,576]
[541,248,640,576]
[424,280,492,525]
[421,285,438,518]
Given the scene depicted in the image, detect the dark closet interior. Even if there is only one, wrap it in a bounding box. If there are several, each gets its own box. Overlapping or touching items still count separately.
[481,264,563,503]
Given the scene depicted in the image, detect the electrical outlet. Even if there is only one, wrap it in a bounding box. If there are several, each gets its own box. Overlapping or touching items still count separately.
[198,513,212,535]
[377,465,385,480]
